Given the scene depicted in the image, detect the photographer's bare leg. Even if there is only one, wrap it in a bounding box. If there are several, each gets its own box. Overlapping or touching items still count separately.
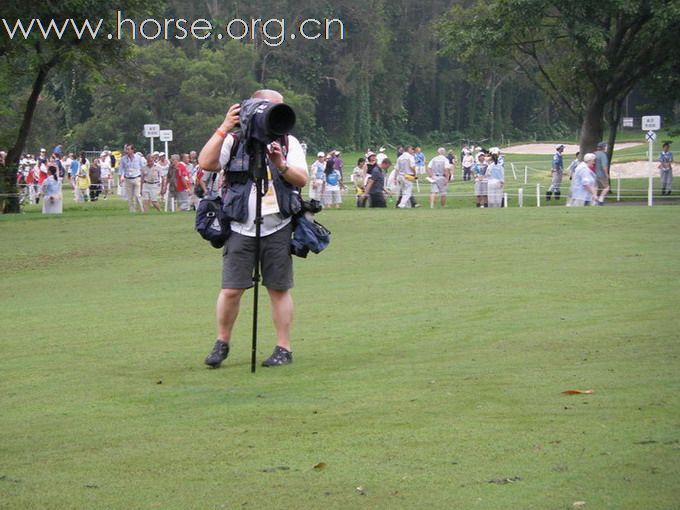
[216,288,246,342]
[268,288,293,351]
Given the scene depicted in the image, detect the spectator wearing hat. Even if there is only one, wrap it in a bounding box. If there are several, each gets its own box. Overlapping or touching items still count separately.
[547,144,565,201]
[309,152,326,201]
[99,151,112,199]
[594,142,610,202]
[377,147,387,166]
[37,148,48,168]
[658,142,673,195]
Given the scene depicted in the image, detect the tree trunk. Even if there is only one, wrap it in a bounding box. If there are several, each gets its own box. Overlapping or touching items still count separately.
[579,96,605,157]
[605,98,624,166]
[2,63,52,213]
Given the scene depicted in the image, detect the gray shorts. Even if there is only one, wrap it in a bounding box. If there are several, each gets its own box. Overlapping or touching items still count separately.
[474,180,488,196]
[431,176,448,195]
[221,223,293,290]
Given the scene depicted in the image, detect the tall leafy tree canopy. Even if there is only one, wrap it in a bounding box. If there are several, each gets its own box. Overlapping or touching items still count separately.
[438,0,680,156]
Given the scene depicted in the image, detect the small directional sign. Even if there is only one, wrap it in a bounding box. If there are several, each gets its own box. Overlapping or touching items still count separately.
[641,116,661,131]
[159,130,173,142]
[144,124,160,138]
[646,130,657,142]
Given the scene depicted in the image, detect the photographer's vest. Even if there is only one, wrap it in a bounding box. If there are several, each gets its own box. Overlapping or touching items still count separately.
[221,133,300,223]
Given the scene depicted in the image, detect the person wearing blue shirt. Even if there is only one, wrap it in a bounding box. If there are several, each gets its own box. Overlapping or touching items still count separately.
[323,165,342,208]
[309,152,326,201]
[659,143,674,195]
[546,144,565,201]
[594,142,610,204]
[40,165,62,214]
[414,147,426,176]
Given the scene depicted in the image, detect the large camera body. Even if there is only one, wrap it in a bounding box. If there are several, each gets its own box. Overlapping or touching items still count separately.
[239,99,296,146]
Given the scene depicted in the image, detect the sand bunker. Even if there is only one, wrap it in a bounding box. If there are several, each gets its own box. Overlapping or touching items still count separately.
[503,142,643,155]
[610,161,663,179]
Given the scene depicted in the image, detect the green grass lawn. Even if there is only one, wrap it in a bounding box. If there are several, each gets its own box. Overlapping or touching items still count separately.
[1,199,679,509]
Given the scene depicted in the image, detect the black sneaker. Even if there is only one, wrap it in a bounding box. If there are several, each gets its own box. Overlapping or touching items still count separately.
[204,340,230,368]
[261,346,293,367]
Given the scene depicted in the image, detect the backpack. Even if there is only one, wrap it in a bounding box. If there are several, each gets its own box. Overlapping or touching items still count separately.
[195,194,230,249]
[194,133,240,248]
[290,199,331,258]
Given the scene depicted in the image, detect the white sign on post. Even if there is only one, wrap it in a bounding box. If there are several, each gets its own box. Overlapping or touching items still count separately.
[159,130,173,142]
[622,117,634,128]
[144,124,160,137]
[646,131,657,143]
[144,124,160,153]
[641,116,661,131]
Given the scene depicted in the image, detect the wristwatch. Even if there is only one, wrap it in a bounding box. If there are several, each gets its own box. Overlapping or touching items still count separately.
[279,162,289,175]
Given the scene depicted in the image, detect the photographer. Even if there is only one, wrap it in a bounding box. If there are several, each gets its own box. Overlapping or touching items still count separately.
[198,90,308,368]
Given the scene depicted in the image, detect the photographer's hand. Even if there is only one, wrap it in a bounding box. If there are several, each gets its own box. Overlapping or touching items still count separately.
[198,103,241,171]
[268,142,308,188]
[268,142,286,171]
[220,104,241,132]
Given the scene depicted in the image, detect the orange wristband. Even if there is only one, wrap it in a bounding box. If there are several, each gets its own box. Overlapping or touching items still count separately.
[215,128,228,139]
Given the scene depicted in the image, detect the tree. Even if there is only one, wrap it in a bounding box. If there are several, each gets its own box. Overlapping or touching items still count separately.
[0,0,161,212]
[438,0,680,159]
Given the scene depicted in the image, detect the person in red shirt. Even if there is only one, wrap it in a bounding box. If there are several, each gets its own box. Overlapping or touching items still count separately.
[166,154,192,211]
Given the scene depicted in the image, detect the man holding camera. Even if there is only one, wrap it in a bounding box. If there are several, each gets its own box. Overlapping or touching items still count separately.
[198,90,308,368]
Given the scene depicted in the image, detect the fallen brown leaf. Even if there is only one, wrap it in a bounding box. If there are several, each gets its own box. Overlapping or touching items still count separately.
[562,389,594,395]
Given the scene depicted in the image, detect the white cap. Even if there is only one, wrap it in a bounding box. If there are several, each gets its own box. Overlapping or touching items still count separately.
[490,147,500,155]
[317,152,325,158]
[159,152,166,157]
[556,144,565,151]
[366,151,376,158]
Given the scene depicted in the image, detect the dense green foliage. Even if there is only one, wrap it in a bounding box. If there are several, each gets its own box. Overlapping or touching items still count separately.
[1,0,678,156]
[439,0,680,155]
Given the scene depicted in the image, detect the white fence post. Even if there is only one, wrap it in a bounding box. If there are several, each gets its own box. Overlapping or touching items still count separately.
[536,183,541,207]
[518,188,523,208]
